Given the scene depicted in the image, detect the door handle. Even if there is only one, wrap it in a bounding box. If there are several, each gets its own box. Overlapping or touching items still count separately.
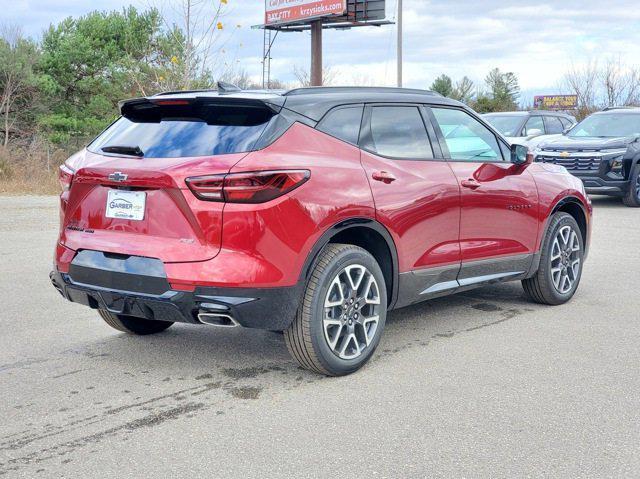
[461,178,481,189]
[372,171,396,184]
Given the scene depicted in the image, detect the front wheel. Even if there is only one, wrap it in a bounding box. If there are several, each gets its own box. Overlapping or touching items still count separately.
[622,166,640,207]
[285,244,387,376]
[98,310,174,335]
[522,212,584,305]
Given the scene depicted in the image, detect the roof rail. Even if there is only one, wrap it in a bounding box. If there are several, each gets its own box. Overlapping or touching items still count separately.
[284,86,442,97]
[602,105,640,111]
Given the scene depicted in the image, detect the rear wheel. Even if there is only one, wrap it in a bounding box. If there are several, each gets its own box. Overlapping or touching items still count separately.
[622,166,640,207]
[98,310,174,335]
[522,212,584,305]
[285,244,387,376]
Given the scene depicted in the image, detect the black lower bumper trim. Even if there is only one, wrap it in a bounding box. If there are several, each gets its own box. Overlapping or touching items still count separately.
[50,270,303,331]
[572,176,628,196]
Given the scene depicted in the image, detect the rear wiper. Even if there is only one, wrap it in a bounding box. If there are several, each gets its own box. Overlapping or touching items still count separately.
[101,145,144,157]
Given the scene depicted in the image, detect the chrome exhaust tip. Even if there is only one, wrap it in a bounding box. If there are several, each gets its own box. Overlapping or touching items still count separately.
[197,312,239,328]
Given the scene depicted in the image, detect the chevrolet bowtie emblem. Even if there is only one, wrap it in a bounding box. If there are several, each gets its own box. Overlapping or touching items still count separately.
[560,151,570,158]
[108,172,128,182]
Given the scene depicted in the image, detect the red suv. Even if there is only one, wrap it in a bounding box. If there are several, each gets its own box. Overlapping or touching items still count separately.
[51,86,592,376]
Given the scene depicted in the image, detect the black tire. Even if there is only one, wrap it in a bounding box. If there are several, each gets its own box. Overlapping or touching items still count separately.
[284,243,387,376]
[622,165,640,207]
[98,310,174,335]
[522,212,584,305]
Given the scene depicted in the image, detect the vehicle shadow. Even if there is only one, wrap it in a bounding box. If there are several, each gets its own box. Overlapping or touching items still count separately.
[84,281,536,383]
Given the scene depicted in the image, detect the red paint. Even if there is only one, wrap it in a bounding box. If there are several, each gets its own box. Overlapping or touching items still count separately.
[55,122,592,291]
[448,161,540,261]
[359,151,462,271]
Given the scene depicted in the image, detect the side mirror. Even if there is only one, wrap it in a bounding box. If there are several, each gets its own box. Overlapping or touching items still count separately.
[511,144,532,166]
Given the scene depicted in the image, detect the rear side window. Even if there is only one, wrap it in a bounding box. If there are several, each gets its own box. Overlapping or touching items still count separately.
[545,116,565,134]
[317,106,363,145]
[524,116,545,136]
[89,104,273,158]
[368,106,434,159]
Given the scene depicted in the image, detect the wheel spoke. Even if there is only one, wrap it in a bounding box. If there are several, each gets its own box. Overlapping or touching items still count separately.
[361,315,379,346]
[551,239,562,261]
[345,265,365,293]
[339,333,355,357]
[570,232,580,252]
[325,321,343,350]
[559,226,571,247]
[552,268,562,289]
[324,276,345,308]
[363,274,380,305]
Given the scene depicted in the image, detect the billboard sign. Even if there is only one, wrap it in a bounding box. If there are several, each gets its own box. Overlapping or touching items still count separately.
[265,0,347,26]
[534,95,578,110]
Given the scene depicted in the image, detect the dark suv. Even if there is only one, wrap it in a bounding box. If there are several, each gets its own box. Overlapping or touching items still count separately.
[50,86,592,376]
[534,107,640,207]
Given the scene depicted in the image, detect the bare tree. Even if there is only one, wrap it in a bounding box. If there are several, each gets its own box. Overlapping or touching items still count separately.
[623,67,640,106]
[0,24,37,147]
[153,0,230,89]
[293,65,337,87]
[563,60,599,118]
[601,57,630,107]
[451,76,474,103]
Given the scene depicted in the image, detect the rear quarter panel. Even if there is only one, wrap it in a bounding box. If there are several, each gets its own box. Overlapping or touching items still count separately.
[171,122,376,288]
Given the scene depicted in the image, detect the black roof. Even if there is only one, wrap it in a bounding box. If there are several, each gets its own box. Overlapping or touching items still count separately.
[136,86,460,122]
[280,87,454,121]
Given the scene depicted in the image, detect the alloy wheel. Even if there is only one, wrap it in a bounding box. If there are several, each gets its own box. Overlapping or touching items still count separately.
[550,225,581,294]
[323,264,381,360]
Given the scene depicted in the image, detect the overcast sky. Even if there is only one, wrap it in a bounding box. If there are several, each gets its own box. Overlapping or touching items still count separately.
[6,0,640,103]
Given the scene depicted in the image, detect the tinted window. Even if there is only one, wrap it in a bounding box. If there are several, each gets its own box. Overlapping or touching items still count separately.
[369,106,433,159]
[558,117,571,129]
[545,116,564,134]
[431,108,502,161]
[89,106,272,158]
[317,106,363,145]
[524,116,545,136]
[483,115,526,137]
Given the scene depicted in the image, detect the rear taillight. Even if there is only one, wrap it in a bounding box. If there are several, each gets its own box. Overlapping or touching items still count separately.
[59,164,75,192]
[186,170,310,204]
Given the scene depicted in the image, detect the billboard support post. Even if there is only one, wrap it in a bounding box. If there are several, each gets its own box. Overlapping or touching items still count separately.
[397,0,402,87]
[311,20,323,86]
[255,1,391,89]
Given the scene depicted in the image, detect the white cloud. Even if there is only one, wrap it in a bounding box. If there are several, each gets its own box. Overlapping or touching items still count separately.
[5,0,640,102]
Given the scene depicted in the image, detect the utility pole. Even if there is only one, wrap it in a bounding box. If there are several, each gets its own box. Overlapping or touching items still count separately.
[397,0,403,87]
[311,20,323,86]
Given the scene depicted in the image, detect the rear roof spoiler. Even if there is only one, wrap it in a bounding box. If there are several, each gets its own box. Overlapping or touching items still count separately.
[118,95,286,121]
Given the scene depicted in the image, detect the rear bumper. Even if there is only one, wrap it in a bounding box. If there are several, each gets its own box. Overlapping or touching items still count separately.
[50,269,303,331]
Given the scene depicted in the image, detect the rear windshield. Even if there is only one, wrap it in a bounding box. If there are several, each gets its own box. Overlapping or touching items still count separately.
[88,104,273,158]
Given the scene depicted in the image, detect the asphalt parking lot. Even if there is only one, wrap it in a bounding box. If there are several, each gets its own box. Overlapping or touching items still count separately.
[1,195,638,478]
